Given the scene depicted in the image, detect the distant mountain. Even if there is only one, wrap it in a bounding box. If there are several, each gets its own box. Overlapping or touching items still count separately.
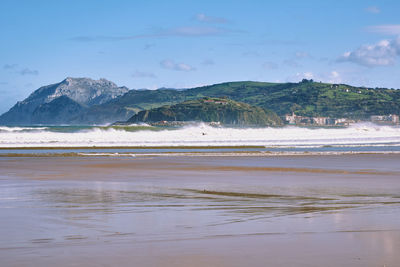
[128,97,283,126]
[2,78,400,125]
[31,95,86,124]
[0,77,128,125]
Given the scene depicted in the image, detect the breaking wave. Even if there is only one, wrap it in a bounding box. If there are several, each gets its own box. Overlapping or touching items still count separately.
[0,123,400,148]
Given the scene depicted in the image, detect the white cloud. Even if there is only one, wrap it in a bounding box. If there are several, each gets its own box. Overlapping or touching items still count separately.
[367,25,400,35]
[365,6,380,14]
[324,71,342,84]
[302,72,314,79]
[338,37,400,67]
[286,71,342,83]
[329,71,340,79]
[286,72,314,82]
[195,13,227,24]
[160,59,196,71]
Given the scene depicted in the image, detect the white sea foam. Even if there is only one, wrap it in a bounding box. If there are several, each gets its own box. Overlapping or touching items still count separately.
[78,153,136,157]
[0,126,48,132]
[0,123,400,148]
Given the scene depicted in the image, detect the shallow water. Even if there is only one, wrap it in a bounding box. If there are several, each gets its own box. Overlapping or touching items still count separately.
[1,155,400,266]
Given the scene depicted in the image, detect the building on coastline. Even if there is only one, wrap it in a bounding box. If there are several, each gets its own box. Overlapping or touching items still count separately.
[285,113,296,125]
[285,113,313,125]
[334,118,351,126]
[284,113,352,126]
[370,115,399,125]
[209,121,221,126]
[285,112,400,126]
[312,117,329,126]
[285,113,297,125]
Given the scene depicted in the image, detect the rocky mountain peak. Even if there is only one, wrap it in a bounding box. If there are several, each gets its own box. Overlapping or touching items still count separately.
[0,77,130,125]
[30,77,128,106]
[62,77,117,87]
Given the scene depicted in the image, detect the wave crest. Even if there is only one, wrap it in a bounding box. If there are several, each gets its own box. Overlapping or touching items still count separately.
[0,123,399,148]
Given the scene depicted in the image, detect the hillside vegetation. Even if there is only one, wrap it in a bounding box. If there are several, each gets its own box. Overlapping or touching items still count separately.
[128,97,283,126]
[98,80,400,121]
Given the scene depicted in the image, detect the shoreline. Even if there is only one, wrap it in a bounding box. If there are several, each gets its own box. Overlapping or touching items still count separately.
[0,145,267,150]
[2,150,400,157]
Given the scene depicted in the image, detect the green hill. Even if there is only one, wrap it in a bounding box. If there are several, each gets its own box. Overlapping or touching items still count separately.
[127,97,283,126]
[182,80,400,118]
[86,80,400,123]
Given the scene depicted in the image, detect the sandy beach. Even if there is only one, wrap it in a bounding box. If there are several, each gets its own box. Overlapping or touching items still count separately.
[1,154,400,266]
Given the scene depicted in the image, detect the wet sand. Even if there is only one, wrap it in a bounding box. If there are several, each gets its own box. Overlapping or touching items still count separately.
[1,155,400,266]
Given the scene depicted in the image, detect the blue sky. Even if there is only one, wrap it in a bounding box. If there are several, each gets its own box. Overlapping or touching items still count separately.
[1,0,400,113]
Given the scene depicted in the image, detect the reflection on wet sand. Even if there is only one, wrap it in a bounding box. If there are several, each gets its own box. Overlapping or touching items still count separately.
[1,155,400,266]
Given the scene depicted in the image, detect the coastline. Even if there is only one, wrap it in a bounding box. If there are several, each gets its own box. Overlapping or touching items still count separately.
[3,150,400,158]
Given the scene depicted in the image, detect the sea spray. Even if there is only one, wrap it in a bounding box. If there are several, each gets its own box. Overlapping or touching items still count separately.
[0,123,399,148]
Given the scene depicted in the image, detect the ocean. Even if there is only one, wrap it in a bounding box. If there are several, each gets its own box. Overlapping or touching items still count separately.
[1,123,400,155]
[1,123,400,266]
